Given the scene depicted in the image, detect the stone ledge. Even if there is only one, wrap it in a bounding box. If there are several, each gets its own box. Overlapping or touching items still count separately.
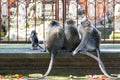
[0,44,120,58]
[0,44,120,76]
[0,44,120,53]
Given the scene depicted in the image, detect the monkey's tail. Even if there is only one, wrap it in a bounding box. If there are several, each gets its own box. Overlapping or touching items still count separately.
[38,53,54,79]
[81,51,111,77]
[38,44,44,49]
[38,44,47,52]
[96,49,111,77]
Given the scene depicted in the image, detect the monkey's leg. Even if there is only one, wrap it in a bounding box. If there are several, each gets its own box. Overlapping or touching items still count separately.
[38,53,54,79]
[81,52,111,77]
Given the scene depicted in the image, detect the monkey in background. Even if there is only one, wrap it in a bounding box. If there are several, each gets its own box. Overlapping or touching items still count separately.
[64,19,80,51]
[73,20,111,77]
[29,30,44,50]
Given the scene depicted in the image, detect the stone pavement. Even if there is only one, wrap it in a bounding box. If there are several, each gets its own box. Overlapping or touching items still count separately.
[0,44,45,54]
[0,44,120,54]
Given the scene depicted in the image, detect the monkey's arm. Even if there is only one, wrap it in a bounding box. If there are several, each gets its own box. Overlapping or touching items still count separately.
[72,33,89,55]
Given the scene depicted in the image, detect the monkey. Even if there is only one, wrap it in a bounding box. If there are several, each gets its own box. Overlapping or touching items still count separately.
[64,19,80,51]
[29,30,44,50]
[73,20,101,53]
[38,19,80,79]
[2,16,9,36]
[38,20,65,79]
[72,20,111,77]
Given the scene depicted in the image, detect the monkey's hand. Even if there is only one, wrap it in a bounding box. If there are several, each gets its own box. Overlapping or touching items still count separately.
[72,51,77,56]
[72,50,85,56]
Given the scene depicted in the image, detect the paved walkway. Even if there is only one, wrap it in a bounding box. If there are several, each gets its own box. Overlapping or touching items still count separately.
[0,44,45,54]
[0,44,120,54]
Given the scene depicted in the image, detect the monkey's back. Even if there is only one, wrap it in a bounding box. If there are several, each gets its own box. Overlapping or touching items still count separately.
[46,26,65,53]
[64,25,80,51]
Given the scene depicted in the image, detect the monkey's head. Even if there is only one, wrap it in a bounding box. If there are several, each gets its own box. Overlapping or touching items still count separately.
[64,19,76,29]
[81,20,93,32]
[29,30,37,41]
[30,30,37,37]
[66,19,75,25]
[49,20,60,27]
